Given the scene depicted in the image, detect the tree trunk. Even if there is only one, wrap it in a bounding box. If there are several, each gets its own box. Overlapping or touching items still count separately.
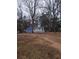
[32,18,34,33]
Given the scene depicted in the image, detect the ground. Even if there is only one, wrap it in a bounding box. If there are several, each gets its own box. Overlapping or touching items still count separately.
[17,32,61,59]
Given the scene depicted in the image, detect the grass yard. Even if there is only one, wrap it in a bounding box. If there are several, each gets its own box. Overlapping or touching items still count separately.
[17,32,61,59]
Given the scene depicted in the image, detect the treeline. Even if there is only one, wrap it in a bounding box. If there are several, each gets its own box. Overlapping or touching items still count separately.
[40,13,61,32]
[17,13,61,33]
[17,0,61,33]
[17,18,30,33]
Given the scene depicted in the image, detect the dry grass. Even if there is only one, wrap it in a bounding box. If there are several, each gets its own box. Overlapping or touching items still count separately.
[17,32,61,59]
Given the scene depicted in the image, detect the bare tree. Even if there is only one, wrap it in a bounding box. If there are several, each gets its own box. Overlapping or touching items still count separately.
[52,0,61,32]
[17,0,61,32]
[43,0,61,18]
[43,0,61,32]
[23,0,38,33]
[17,0,23,20]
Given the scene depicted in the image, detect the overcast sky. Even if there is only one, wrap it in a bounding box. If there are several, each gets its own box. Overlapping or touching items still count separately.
[17,0,57,19]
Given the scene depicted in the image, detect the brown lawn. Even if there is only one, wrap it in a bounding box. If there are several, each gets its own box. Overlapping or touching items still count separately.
[17,32,61,59]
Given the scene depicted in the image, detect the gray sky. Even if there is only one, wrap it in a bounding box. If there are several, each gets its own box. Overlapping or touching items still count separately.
[17,0,60,19]
[17,0,48,19]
